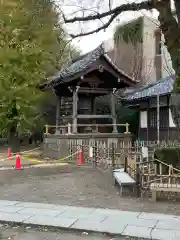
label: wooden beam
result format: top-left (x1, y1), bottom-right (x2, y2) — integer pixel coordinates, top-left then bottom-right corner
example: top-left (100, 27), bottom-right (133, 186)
top-left (77, 114), bottom-right (112, 119)
top-left (78, 87), bottom-right (113, 94)
top-left (59, 115), bottom-right (72, 119)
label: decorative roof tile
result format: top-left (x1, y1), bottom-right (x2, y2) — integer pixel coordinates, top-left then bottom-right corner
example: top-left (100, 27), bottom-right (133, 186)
top-left (43, 45), bottom-right (104, 88)
top-left (123, 75), bottom-right (174, 101)
top-left (42, 43), bottom-right (135, 89)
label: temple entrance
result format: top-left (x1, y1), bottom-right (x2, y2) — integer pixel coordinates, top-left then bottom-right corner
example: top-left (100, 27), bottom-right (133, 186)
top-left (40, 44), bottom-right (136, 135)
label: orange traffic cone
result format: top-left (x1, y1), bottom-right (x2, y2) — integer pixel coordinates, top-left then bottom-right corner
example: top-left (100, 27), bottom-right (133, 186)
top-left (76, 148), bottom-right (84, 166)
top-left (8, 148), bottom-right (11, 160)
top-left (15, 152), bottom-right (23, 170)
top-left (79, 149), bottom-right (84, 165)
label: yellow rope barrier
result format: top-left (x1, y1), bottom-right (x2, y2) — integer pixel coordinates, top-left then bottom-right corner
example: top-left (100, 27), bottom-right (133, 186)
top-left (154, 158), bottom-right (180, 174)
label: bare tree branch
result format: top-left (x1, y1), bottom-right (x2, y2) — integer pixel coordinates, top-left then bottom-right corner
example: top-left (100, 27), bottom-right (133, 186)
top-left (108, 0), bottom-right (112, 11)
top-left (70, 12), bottom-right (118, 38)
top-left (63, 1), bottom-right (152, 23)
top-left (63, 1), bottom-right (153, 38)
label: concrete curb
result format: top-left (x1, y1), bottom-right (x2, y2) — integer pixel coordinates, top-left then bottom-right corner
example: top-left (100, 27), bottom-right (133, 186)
top-left (0, 200), bottom-right (178, 240)
top-left (0, 220), bottom-right (151, 240)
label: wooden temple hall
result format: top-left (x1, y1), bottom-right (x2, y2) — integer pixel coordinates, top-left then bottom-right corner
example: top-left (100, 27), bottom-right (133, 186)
top-left (40, 44), bottom-right (136, 134)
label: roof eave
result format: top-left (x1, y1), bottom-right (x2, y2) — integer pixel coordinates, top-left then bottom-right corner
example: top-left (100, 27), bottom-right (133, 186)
top-left (103, 53), bottom-right (138, 85)
top-left (122, 92), bottom-right (171, 104)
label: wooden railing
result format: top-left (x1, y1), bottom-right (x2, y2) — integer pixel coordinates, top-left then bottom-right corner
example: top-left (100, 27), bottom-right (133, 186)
top-left (125, 149), bottom-right (180, 184)
top-left (44, 123), bottom-right (130, 135)
top-left (126, 156), bottom-right (180, 199)
top-left (137, 158), bottom-right (180, 186)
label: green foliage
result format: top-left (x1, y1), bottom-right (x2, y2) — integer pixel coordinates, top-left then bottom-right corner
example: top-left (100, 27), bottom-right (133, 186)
top-left (0, 0), bottom-right (75, 136)
top-left (95, 95), bottom-right (135, 118)
top-left (94, 95), bottom-right (136, 132)
top-left (154, 148), bottom-right (180, 168)
top-left (114, 17), bottom-right (143, 45)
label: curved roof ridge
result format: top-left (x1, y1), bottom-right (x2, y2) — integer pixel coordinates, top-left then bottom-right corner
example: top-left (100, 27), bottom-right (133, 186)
top-left (123, 75), bottom-right (175, 101)
top-left (41, 43), bottom-right (136, 89)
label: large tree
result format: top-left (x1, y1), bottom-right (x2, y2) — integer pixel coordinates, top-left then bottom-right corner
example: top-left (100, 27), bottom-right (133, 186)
top-left (62, 0), bottom-right (180, 132)
top-left (0, 0), bottom-right (75, 151)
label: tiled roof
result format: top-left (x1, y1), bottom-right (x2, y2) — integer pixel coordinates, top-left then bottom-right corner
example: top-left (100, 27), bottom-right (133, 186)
top-left (42, 43), bottom-right (134, 89)
top-left (42, 46), bottom-right (103, 88)
top-left (123, 75), bottom-right (174, 101)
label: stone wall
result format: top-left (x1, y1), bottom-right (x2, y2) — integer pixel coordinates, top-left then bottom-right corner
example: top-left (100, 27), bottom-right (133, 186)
top-left (43, 133), bottom-right (132, 166)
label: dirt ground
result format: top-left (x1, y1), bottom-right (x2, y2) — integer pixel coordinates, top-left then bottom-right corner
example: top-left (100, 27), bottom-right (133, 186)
top-left (0, 224), bottom-right (135, 240)
top-left (0, 164), bottom-right (179, 216)
top-left (0, 146), bottom-right (45, 168)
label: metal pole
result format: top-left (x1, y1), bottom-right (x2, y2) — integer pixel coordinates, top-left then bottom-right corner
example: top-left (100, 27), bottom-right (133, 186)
top-left (157, 94), bottom-right (160, 144)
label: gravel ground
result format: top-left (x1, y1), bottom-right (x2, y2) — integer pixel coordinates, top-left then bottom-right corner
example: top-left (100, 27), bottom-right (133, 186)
top-left (0, 224), bottom-right (138, 240)
top-left (0, 165), bottom-right (179, 215)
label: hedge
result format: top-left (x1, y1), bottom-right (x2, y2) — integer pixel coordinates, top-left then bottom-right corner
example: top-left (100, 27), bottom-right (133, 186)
top-left (154, 147), bottom-right (180, 168)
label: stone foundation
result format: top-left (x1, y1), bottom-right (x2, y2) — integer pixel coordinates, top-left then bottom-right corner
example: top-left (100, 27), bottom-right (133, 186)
top-left (43, 133), bottom-right (132, 161)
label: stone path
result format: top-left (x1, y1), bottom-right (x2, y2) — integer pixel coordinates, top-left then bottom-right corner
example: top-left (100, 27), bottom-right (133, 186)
top-left (0, 200), bottom-right (179, 240)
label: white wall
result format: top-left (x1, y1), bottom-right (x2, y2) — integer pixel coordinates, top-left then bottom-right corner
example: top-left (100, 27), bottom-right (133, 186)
top-left (169, 108), bottom-right (176, 127)
top-left (161, 36), bottom-right (175, 78)
top-left (142, 16), bottom-right (175, 84)
top-left (140, 111), bottom-right (147, 128)
top-left (107, 15), bottom-right (175, 87)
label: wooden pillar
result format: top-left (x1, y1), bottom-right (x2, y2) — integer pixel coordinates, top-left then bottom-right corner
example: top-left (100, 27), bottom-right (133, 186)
top-left (60, 97), bottom-right (66, 134)
top-left (91, 97), bottom-right (97, 133)
top-left (157, 94), bottom-right (160, 143)
top-left (72, 87), bottom-right (78, 133)
top-left (147, 99), bottom-right (149, 141)
top-left (124, 134), bottom-right (130, 172)
top-left (110, 91), bottom-right (118, 133)
top-left (55, 96), bottom-right (60, 135)
top-left (167, 95), bottom-right (170, 140)
top-left (91, 97), bottom-right (96, 114)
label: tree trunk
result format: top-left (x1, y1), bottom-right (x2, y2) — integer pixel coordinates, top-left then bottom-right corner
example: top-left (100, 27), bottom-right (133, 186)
top-left (155, 0), bottom-right (180, 133)
top-left (8, 128), bottom-right (20, 154)
top-left (7, 100), bottom-right (20, 153)
top-left (170, 92), bottom-right (180, 133)
top-left (169, 55), bottom-right (180, 133)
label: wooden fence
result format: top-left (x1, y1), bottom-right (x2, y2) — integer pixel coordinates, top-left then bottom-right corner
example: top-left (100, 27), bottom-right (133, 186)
top-left (43, 132), bottom-right (180, 200)
top-left (44, 123), bottom-right (130, 135)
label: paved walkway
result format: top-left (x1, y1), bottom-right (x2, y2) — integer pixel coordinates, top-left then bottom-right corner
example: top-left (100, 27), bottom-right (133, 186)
top-left (0, 200), bottom-right (179, 239)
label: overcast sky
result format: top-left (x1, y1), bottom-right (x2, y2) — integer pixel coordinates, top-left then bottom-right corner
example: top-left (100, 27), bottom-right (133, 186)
top-left (58, 0), bottom-right (174, 53)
